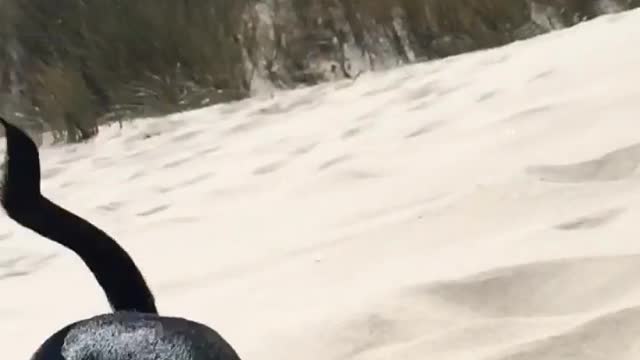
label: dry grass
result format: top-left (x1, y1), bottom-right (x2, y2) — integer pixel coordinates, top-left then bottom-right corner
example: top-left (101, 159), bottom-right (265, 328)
top-left (7, 0), bottom-right (250, 142)
top-left (0, 0), bottom-right (634, 141)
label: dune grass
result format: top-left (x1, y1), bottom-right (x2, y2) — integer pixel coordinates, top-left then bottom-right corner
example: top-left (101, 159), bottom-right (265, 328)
top-left (0, 0), bottom-right (633, 142)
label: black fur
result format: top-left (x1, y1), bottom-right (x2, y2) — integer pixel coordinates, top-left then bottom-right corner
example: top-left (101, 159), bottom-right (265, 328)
top-left (0, 118), bottom-right (241, 360)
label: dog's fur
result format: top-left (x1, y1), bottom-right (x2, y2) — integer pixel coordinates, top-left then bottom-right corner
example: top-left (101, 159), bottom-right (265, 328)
top-left (0, 118), bottom-right (241, 360)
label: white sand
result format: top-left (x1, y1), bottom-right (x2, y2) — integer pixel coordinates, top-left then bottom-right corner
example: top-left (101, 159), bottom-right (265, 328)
top-left (3, 8), bottom-right (640, 360)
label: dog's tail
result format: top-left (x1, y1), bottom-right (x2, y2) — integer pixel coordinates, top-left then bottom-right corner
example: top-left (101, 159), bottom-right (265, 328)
top-left (1, 117), bottom-right (41, 206)
top-left (0, 118), bottom-right (158, 314)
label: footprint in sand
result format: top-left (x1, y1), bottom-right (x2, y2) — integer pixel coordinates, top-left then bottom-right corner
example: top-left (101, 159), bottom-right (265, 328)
top-left (0, 253), bottom-right (57, 281)
top-left (405, 80), bottom-right (437, 102)
top-left (136, 204), bottom-right (171, 217)
top-left (161, 155), bottom-right (196, 169)
top-left (476, 90), bottom-right (500, 102)
top-left (355, 108), bottom-right (388, 122)
top-left (154, 173), bottom-right (214, 194)
top-left (405, 120), bottom-right (445, 139)
top-left (96, 201), bottom-right (124, 212)
top-left (195, 146), bottom-right (221, 157)
top-left (127, 170), bottom-right (146, 181)
top-left (178, 172), bottom-right (214, 187)
top-left (318, 155), bottom-right (353, 171)
top-left (253, 160), bottom-right (288, 176)
top-left (341, 127), bottom-right (363, 139)
top-left (226, 118), bottom-right (266, 135)
top-left (528, 69), bottom-right (554, 82)
top-left (291, 143), bottom-right (318, 156)
top-left (60, 181), bottom-right (76, 189)
top-left (554, 207), bottom-right (626, 231)
top-left (407, 99), bottom-right (436, 111)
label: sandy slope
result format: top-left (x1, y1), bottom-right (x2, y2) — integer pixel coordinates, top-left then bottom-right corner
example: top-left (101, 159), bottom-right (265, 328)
top-left (2, 8), bottom-right (640, 360)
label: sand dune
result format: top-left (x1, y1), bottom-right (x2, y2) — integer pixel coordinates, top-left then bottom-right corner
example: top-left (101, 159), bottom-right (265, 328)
top-left (3, 7), bottom-right (640, 360)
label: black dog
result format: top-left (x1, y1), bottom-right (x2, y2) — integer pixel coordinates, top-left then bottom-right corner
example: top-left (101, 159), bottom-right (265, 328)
top-left (1, 118), bottom-right (242, 360)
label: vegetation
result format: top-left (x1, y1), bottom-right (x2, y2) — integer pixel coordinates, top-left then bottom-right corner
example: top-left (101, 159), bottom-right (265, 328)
top-left (0, 0), bottom-right (635, 142)
top-left (2, 0), bottom-right (250, 142)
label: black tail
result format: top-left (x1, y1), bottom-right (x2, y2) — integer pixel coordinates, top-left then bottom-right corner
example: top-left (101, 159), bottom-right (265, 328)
top-left (0, 118), bottom-right (158, 314)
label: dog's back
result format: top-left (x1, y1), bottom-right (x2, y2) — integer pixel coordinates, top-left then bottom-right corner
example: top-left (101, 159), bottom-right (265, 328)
top-left (33, 312), bottom-right (239, 360)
